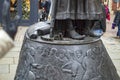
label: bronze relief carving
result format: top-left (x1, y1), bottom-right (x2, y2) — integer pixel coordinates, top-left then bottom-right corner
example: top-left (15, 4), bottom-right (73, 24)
top-left (14, 39), bottom-right (120, 80)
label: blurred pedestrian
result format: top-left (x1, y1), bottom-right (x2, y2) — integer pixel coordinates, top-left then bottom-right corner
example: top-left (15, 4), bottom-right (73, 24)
top-left (105, 5), bottom-right (110, 21)
top-left (0, 0), bottom-right (21, 58)
top-left (40, 0), bottom-right (51, 20)
top-left (112, 10), bottom-right (120, 38)
top-left (112, 0), bottom-right (120, 14)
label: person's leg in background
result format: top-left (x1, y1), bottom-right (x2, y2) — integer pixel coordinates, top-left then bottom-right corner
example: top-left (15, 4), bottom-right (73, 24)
top-left (117, 23), bottom-right (120, 38)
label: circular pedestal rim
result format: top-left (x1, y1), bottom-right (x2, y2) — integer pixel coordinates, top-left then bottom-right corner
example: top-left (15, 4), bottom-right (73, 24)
top-left (26, 31), bottom-right (101, 45)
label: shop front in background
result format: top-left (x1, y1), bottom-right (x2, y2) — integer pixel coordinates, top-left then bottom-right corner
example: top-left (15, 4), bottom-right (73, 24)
top-left (112, 0), bottom-right (120, 13)
top-left (0, 0), bottom-right (39, 26)
top-left (14, 0), bottom-right (39, 26)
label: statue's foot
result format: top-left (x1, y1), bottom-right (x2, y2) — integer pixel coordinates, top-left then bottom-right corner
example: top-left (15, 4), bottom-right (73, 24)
top-left (89, 29), bottom-right (104, 37)
top-left (89, 21), bottom-right (104, 37)
top-left (68, 30), bottom-right (85, 40)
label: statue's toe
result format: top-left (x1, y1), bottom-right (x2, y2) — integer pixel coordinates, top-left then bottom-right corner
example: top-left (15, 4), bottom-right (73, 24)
top-left (68, 30), bottom-right (85, 40)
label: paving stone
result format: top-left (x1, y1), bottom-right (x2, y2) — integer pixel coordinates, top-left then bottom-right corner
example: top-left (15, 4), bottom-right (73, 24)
top-left (0, 74), bottom-right (15, 80)
top-left (13, 57), bottom-right (19, 64)
top-left (10, 65), bottom-right (17, 74)
top-left (112, 60), bottom-right (120, 68)
top-left (0, 58), bottom-right (14, 64)
top-left (9, 47), bottom-right (22, 52)
top-left (0, 65), bottom-right (9, 74)
top-left (4, 52), bottom-right (20, 58)
top-left (109, 54), bottom-right (120, 60)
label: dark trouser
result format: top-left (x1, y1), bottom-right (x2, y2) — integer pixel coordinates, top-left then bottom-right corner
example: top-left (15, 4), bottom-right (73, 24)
top-left (117, 24), bottom-right (120, 36)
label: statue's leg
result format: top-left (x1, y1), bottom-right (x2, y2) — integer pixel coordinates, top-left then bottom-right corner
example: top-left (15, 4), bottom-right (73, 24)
top-left (50, 20), bottom-right (65, 38)
top-left (66, 19), bottom-right (85, 39)
top-left (74, 20), bottom-right (85, 35)
top-left (84, 20), bottom-right (94, 36)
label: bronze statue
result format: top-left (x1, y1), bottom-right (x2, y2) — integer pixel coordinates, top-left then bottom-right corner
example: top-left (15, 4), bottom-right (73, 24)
top-left (14, 1), bottom-right (120, 80)
top-left (50, 0), bottom-right (105, 39)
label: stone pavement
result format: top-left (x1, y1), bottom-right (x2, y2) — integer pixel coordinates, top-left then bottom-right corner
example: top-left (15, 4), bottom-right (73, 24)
top-left (101, 15), bottom-right (120, 76)
top-left (0, 27), bottom-right (28, 80)
top-left (0, 16), bottom-right (120, 80)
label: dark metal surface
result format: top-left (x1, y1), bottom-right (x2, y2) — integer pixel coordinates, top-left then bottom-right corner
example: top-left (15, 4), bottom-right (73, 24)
top-left (49, 0), bottom-right (106, 39)
top-left (51, 0), bottom-right (103, 20)
top-left (14, 0), bottom-right (119, 79)
top-left (14, 26), bottom-right (120, 80)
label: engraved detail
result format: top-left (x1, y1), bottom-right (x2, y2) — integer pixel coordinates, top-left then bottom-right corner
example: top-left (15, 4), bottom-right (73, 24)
top-left (15, 40), bottom-right (120, 80)
top-left (61, 50), bottom-right (85, 80)
top-left (82, 46), bottom-right (104, 80)
top-left (28, 71), bottom-right (35, 80)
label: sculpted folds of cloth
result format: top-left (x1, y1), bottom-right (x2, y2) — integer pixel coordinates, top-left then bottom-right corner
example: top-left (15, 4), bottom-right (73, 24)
top-left (50, 0), bottom-right (105, 40)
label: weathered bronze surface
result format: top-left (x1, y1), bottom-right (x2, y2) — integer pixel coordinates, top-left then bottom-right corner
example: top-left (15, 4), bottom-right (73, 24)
top-left (14, 22), bottom-right (120, 80)
top-left (14, 0), bottom-right (120, 79)
top-left (51, 0), bottom-right (103, 20)
top-left (49, 0), bottom-right (105, 39)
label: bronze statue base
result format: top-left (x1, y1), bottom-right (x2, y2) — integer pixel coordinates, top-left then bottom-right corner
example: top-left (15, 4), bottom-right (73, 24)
top-left (14, 29), bottom-right (120, 80)
top-left (14, 22), bottom-right (120, 80)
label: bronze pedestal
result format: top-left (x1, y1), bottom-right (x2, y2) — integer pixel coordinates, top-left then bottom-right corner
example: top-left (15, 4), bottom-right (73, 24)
top-left (14, 23), bottom-right (120, 80)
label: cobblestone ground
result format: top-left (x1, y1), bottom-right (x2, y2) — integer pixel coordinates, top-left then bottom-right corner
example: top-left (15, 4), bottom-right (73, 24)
top-left (0, 15), bottom-right (120, 80)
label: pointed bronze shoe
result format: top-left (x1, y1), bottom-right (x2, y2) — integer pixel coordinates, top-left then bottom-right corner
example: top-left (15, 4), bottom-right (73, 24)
top-left (67, 30), bottom-right (85, 40)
